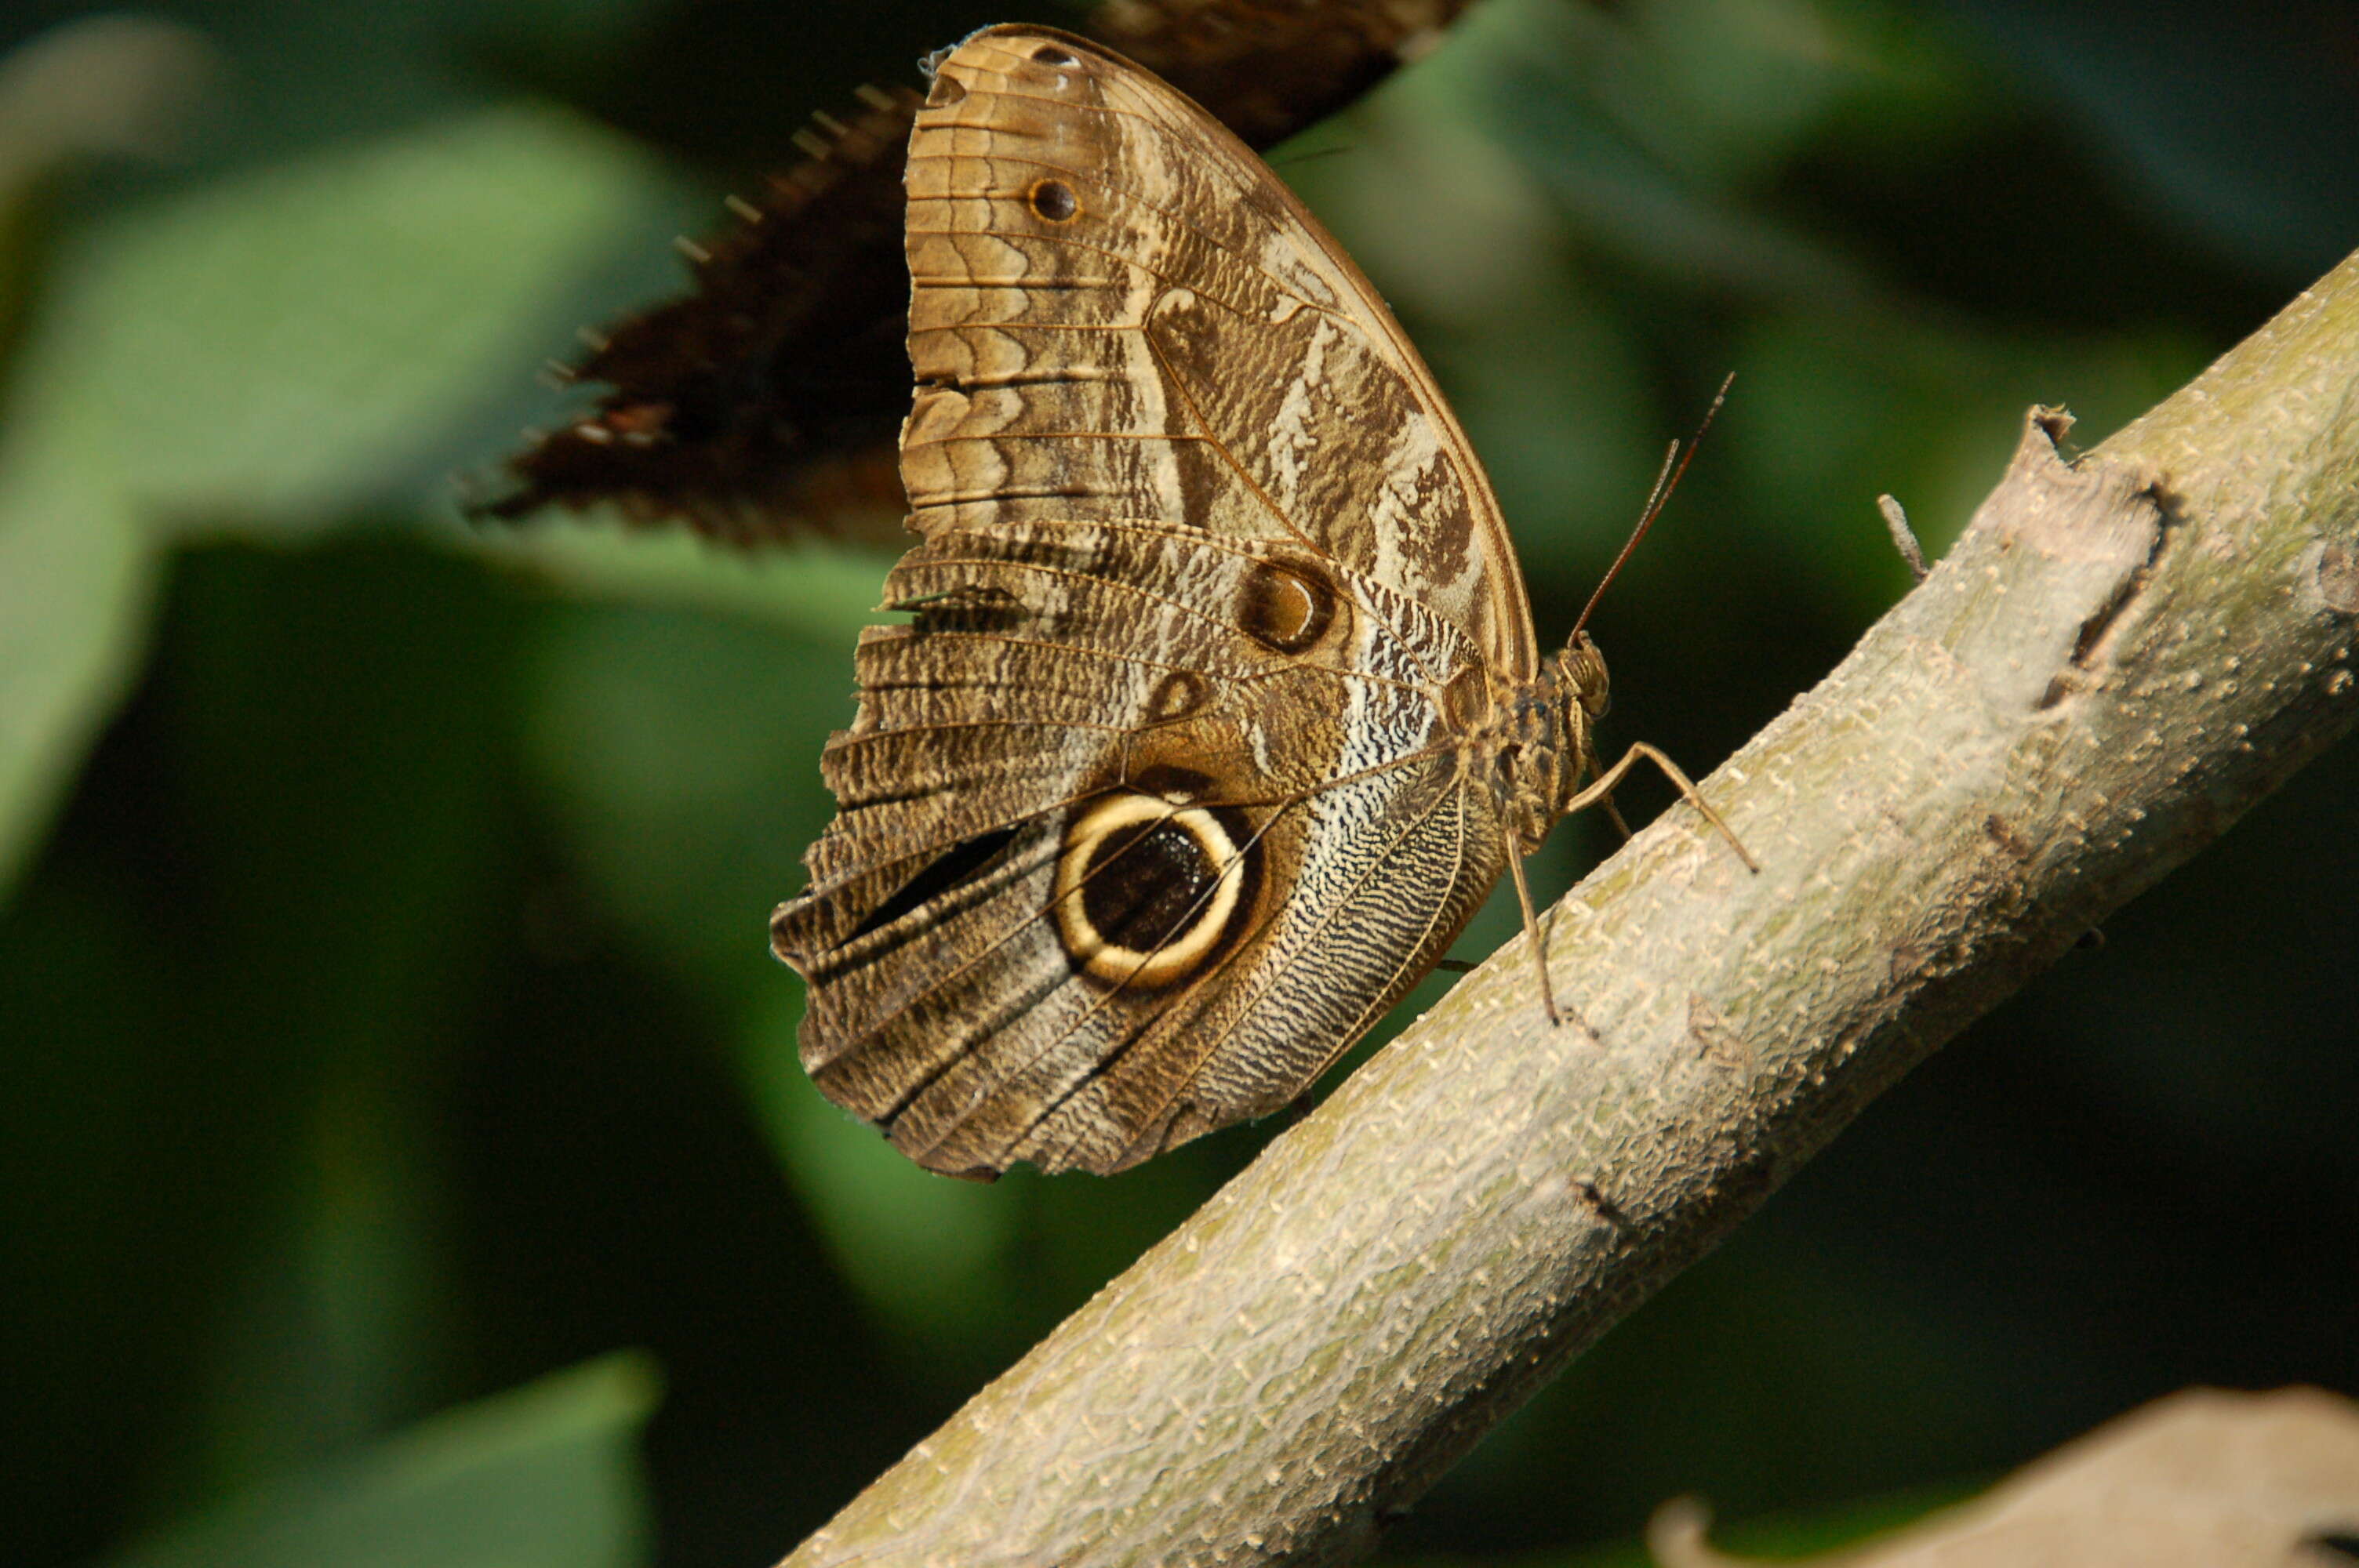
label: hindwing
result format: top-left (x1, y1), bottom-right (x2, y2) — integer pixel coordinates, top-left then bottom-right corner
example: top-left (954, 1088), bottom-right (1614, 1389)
top-left (773, 517), bottom-right (1510, 1174)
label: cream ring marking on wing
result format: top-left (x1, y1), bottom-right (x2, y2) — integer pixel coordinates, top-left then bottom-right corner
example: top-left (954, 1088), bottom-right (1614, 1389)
top-left (1053, 792), bottom-right (1245, 986)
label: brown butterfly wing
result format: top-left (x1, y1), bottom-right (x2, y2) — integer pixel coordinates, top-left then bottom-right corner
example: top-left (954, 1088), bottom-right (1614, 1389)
top-left (771, 26), bottom-right (1532, 1176)
top-left (898, 26), bottom-right (1534, 674)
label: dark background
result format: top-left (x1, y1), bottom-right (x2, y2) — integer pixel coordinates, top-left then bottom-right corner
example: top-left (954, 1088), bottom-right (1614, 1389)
top-left (2, 2), bottom-right (2354, 1566)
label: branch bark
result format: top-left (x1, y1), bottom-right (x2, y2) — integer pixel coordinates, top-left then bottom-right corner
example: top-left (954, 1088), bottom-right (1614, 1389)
top-left (783, 249), bottom-right (2359, 1566)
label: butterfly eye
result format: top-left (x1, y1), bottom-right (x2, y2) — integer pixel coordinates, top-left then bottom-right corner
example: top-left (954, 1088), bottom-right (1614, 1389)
top-left (1555, 637), bottom-right (1612, 716)
top-left (1581, 657), bottom-right (1612, 717)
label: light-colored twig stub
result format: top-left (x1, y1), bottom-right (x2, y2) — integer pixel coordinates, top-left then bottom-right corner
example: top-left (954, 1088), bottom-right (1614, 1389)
top-left (786, 248), bottom-right (2359, 1567)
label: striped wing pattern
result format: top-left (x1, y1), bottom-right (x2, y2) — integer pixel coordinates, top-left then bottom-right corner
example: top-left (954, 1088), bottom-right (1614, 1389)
top-left (771, 27), bottom-right (1534, 1175)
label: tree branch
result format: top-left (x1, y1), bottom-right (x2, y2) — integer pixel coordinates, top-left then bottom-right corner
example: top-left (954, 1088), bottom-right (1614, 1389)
top-left (782, 248), bottom-right (2359, 1566)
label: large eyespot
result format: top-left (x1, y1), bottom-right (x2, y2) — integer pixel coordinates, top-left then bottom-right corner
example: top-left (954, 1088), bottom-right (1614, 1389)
top-left (1238, 558), bottom-right (1339, 655)
top-left (1053, 792), bottom-right (1246, 987)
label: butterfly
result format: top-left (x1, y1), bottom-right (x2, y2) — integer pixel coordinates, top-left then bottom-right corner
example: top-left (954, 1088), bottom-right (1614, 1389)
top-left (770, 24), bottom-right (1749, 1178)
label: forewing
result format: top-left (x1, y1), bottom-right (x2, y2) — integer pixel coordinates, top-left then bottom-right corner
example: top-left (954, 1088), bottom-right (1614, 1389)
top-left (900, 24), bottom-right (1536, 674)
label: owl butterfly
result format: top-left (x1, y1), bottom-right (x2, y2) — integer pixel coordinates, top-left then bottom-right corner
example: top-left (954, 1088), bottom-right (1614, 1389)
top-left (772, 24), bottom-right (1750, 1179)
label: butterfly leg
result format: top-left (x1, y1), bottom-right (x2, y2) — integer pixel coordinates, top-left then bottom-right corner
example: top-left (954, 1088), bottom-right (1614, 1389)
top-left (1599, 793), bottom-right (1636, 844)
top-left (1570, 742), bottom-right (1759, 873)
top-left (1506, 846), bottom-right (1564, 1027)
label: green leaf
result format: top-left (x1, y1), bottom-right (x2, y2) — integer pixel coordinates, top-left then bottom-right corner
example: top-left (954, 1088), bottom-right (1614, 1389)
top-left (0, 474), bottom-right (160, 900)
top-left (0, 102), bottom-right (679, 901)
top-left (99, 1355), bottom-right (660, 1568)
top-left (522, 600), bottom-right (849, 995)
top-left (38, 103), bottom-right (673, 527)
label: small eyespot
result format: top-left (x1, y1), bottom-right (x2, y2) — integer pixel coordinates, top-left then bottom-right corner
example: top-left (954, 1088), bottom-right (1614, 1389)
top-left (1028, 178), bottom-right (1079, 223)
top-left (1031, 44), bottom-right (1078, 67)
top-left (1143, 671), bottom-right (1209, 724)
top-left (926, 73), bottom-right (966, 107)
top-left (1238, 559), bottom-right (1339, 655)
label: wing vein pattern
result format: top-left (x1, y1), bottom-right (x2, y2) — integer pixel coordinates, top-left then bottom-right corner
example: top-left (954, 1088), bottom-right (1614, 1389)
top-left (772, 26), bottom-right (1540, 1175)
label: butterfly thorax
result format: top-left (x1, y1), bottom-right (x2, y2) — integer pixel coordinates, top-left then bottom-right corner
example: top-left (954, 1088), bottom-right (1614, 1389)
top-left (1485, 633), bottom-right (1611, 856)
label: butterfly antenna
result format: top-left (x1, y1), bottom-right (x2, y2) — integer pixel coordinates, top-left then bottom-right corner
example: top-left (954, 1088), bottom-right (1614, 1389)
top-left (1570, 372), bottom-right (1734, 640)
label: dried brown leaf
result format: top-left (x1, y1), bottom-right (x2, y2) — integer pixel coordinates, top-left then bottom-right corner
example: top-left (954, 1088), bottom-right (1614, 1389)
top-left (1651, 1388), bottom-right (2359, 1568)
top-left (482, 0), bottom-right (1477, 544)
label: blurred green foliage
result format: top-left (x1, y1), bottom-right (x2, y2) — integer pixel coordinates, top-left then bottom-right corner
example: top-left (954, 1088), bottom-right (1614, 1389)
top-left (105, 1356), bottom-right (658, 1568)
top-left (0, 2), bottom-right (2352, 1566)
